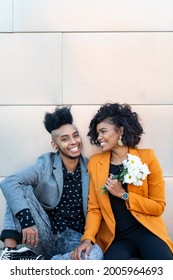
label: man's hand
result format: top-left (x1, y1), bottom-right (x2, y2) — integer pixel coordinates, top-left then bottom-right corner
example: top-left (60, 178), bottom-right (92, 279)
top-left (70, 239), bottom-right (92, 260)
top-left (22, 225), bottom-right (39, 247)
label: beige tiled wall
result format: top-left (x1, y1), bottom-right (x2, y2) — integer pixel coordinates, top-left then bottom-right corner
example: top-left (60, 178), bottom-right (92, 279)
top-left (0, 34), bottom-right (62, 104)
top-left (13, 0), bottom-right (173, 32)
top-left (0, 1), bottom-right (173, 240)
top-left (63, 33), bottom-right (173, 104)
top-left (0, 0), bottom-right (12, 32)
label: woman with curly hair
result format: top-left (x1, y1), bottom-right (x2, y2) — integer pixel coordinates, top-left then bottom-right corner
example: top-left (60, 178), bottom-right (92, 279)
top-left (71, 102), bottom-right (173, 260)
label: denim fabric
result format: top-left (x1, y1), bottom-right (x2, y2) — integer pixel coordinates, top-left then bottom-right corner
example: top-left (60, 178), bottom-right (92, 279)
top-left (2, 186), bottom-right (103, 260)
top-left (3, 204), bottom-right (21, 232)
top-left (51, 243), bottom-right (103, 260)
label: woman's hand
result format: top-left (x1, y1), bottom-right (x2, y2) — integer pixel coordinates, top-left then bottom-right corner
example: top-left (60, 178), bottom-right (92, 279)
top-left (22, 225), bottom-right (39, 247)
top-left (105, 176), bottom-right (125, 198)
top-left (70, 239), bottom-right (92, 260)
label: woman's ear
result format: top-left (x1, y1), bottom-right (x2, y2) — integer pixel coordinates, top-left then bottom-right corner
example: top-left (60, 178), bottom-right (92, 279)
top-left (119, 126), bottom-right (124, 136)
top-left (51, 141), bottom-right (58, 151)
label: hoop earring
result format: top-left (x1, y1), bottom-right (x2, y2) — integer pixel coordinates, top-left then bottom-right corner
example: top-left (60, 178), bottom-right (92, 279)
top-left (118, 136), bottom-right (123, 147)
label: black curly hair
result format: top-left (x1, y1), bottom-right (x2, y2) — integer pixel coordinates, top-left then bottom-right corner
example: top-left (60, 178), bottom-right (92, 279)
top-left (88, 103), bottom-right (144, 148)
top-left (44, 105), bottom-right (73, 133)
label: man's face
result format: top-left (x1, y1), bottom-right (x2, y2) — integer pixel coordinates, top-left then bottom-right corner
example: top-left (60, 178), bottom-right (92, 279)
top-left (51, 124), bottom-right (82, 159)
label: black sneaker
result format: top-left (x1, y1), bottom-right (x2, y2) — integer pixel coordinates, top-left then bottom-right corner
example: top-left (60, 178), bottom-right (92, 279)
top-left (0, 247), bottom-right (43, 260)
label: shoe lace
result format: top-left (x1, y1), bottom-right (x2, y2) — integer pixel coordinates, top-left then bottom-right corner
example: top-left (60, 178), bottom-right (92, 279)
top-left (0, 248), bottom-right (42, 260)
top-left (1, 251), bottom-right (11, 260)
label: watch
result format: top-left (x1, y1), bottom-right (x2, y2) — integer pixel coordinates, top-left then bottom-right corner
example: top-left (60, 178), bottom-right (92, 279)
top-left (121, 191), bottom-right (129, 201)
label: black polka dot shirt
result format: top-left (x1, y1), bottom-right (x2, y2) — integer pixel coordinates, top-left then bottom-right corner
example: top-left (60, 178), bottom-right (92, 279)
top-left (16, 209), bottom-right (35, 229)
top-left (46, 160), bottom-right (85, 234)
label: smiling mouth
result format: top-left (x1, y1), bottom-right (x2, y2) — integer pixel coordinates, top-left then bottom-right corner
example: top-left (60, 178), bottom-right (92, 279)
top-left (100, 142), bottom-right (106, 147)
top-left (70, 147), bottom-right (79, 152)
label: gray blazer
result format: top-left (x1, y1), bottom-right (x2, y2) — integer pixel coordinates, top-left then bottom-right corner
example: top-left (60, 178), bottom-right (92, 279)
top-left (0, 152), bottom-right (90, 217)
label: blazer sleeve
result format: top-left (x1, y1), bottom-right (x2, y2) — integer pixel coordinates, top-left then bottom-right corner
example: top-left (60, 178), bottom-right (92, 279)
top-left (0, 157), bottom-right (44, 215)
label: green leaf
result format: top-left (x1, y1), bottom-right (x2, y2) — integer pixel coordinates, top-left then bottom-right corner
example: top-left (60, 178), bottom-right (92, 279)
top-left (99, 185), bottom-right (108, 195)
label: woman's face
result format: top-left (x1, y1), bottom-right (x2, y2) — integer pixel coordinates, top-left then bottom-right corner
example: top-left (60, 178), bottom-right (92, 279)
top-left (96, 120), bottom-right (123, 152)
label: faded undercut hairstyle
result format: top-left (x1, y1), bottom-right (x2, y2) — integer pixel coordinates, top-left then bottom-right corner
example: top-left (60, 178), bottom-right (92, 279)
top-left (88, 102), bottom-right (144, 148)
top-left (43, 105), bottom-right (73, 133)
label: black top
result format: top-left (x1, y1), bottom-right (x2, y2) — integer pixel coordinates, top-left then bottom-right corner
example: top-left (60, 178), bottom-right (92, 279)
top-left (46, 160), bottom-right (85, 234)
top-left (109, 163), bottom-right (139, 239)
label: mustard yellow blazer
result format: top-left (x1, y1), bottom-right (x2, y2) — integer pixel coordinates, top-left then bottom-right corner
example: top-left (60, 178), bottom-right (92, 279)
top-left (82, 148), bottom-right (173, 253)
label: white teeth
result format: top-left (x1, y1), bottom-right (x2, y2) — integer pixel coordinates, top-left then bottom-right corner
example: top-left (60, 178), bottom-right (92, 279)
top-left (100, 142), bottom-right (105, 147)
top-left (70, 147), bottom-right (79, 152)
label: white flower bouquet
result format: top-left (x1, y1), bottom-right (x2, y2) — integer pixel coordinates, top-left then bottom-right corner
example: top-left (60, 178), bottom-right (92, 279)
top-left (100, 153), bottom-right (150, 195)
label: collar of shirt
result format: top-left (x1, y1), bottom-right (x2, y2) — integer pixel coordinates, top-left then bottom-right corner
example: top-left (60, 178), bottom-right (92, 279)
top-left (62, 159), bottom-right (81, 180)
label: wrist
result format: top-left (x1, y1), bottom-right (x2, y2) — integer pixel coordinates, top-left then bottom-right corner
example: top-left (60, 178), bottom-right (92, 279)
top-left (82, 239), bottom-right (92, 243)
top-left (121, 191), bottom-right (129, 201)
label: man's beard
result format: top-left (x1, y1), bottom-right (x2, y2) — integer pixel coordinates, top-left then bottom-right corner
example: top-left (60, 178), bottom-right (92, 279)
top-left (58, 147), bottom-right (80, 160)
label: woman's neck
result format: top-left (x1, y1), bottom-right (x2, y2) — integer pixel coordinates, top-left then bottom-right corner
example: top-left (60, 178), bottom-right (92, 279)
top-left (110, 147), bottom-right (128, 165)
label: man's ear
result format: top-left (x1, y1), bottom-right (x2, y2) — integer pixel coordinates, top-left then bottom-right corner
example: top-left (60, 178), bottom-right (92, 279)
top-left (51, 141), bottom-right (58, 151)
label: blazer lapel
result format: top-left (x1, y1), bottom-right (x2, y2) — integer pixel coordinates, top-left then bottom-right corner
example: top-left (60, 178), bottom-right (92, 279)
top-left (52, 153), bottom-right (64, 199)
top-left (80, 156), bottom-right (90, 217)
top-left (97, 152), bottom-right (115, 222)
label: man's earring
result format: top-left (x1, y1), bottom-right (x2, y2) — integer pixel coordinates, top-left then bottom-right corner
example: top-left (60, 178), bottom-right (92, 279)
top-left (118, 136), bottom-right (123, 147)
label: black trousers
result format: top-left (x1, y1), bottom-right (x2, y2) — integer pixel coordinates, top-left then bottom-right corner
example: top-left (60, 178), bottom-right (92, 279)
top-left (104, 225), bottom-right (173, 260)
